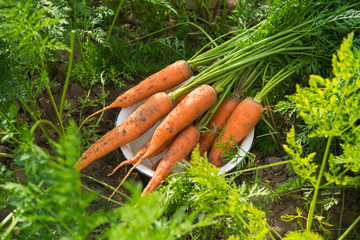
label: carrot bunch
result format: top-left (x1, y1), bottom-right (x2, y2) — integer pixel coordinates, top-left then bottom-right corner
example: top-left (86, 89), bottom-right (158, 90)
top-left (75, 15), bottom-right (315, 197)
top-left (74, 59), bottom-right (296, 198)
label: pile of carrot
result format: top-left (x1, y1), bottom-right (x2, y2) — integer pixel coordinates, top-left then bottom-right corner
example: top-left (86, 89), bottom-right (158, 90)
top-left (74, 14), bottom-right (316, 198)
top-left (74, 57), bottom-right (295, 200)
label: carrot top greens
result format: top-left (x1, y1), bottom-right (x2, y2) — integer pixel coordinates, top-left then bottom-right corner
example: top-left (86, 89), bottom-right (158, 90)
top-left (283, 33), bottom-right (360, 231)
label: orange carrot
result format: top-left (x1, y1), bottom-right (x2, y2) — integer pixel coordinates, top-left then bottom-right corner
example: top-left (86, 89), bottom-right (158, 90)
top-left (140, 85), bottom-right (217, 161)
top-left (107, 85), bottom-right (215, 200)
top-left (198, 97), bottom-right (240, 157)
top-left (173, 92), bottom-right (189, 105)
top-left (78, 60), bottom-right (193, 130)
top-left (74, 92), bottom-right (174, 170)
top-left (107, 135), bottom-right (176, 176)
top-left (141, 125), bottom-right (200, 196)
top-left (208, 97), bottom-right (263, 167)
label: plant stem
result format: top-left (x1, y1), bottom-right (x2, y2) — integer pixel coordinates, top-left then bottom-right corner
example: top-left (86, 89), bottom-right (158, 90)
top-left (306, 135), bottom-right (333, 230)
top-left (127, 21), bottom-right (216, 48)
top-left (19, 100), bottom-right (53, 140)
top-left (0, 212), bottom-right (18, 240)
top-left (338, 188), bottom-right (345, 238)
top-left (59, 30), bottom-right (76, 121)
top-left (106, 0), bottom-right (125, 43)
top-left (80, 174), bottom-right (131, 201)
top-left (338, 214), bottom-right (360, 240)
top-left (0, 153), bottom-right (13, 158)
top-left (226, 160), bottom-right (292, 176)
top-left (81, 184), bottom-right (123, 206)
top-left (30, 119), bottom-right (61, 136)
top-left (187, 27), bottom-right (253, 63)
top-left (254, 68), bottom-right (296, 103)
top-left (40, 56), bottom-right (64, 135)
top-left (0, 212), bottom-right (13, 228)
top-left (266, 223), bottom-right (283, 240)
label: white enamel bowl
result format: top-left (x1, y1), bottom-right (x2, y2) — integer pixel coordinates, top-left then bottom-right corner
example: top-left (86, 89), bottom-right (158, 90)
top-left (115, 96), bottom-right (255, 178)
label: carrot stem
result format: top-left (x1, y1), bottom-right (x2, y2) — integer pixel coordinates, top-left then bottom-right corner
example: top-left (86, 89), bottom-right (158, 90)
top-left (59, 30), bottom-right (75, 120)
top-left (254, 68), bottom-right (296, 103)
top-left (306, 136), bottom-right (333, 230)
top-left (338, 214), bottom-right (360, 240)
top-left (30, 119), bottom-right (61, 136)
top-left (126, 21), bottom-right (216, 49)
top-left (106, 0), bottom-right (125, 43)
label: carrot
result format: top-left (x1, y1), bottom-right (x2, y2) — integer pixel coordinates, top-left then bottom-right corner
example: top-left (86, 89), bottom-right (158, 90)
top-left (108, 91), bottom-right (188, 176)
top-left (173, 92), bottom-right (189, 105)
top-left (107, 135), bottom-right (176, 176)
top-left (208, 67), bottom-right (295, 167)
top-left (198, 97), bottom-right (240, 157)
top-left (140, 85), bottom-right (217, 162)
top-left (107, 85), bottom-right (216, 198)
top-left (78, 60), bottom-right (193, 130)
top-left (208, 97), bottom-right (263, 167)
top-left (74, 92), bottom-right (174, 170)
top-left (141, 125), bottom-right (200, 196)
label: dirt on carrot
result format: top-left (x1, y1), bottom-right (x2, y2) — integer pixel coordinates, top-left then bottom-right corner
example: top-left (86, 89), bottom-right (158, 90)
top-left (74, 92), bottom-right (174, 170)
top-left (78, 60), bottom-right (193, 130)
top-left (141, 125), bottom-right (200, 196)
top-left (198, 97), bottom-right (240, 157)
top-left (140, 84), bottom-right (217, 161)
top-left (208, 97), bottom-right (263, 167)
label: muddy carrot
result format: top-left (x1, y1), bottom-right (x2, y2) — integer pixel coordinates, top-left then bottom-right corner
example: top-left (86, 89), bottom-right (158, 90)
top-left (107, 90), bottom-right (188, 176)
top-left (107, 85), bottom-right (216, 194)
top-left (198, 97), bottom-right (240, 156)
top-left (74, 92), bottom-right (174, 170)
top-left (208, 97), bottom-right (263, 167)
top-left (140, 85), bottom-right (217, 162)
top-left (142, 125), bottom-right (200, 196)
top-left (78, 60), bottom-right (193, 130)
top-left (208, 68), bottom-right (295, 167)
top-left (173, 92), bottom-right (189, 105)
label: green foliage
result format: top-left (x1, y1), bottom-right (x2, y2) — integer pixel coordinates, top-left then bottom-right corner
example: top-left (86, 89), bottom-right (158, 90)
top-left (0, 0), bottom-right (69, 99)
top-left (284, 33), bottom-right (360, 188)
top-left (70, 2), bottom-right (114, 44)
top-left (1, 121), bottom-right (106, 239)
top-left (157, 146), bottom-right (270, 239)
top-left (282, 32), bottom-right (360, 234)
top-left (1, 121), bottom-right (208, 239)
top-left (104, 182), bottom-right (210, 240)
top-left (1, 1), bottom-right (360, 239)
top-left (283, 230), bottom-right (324, 240)
top-left (126, 0), bottom-right (177, 32)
